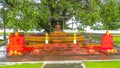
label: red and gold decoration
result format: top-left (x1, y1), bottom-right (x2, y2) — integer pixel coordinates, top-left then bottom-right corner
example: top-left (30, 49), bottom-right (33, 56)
top-left (6, 31), bottom-right (24, 56)
top-left (101, 31), bottom-right (113, 50)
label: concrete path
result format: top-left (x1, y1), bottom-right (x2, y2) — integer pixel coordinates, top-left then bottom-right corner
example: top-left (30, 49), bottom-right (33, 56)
top-left (41, 61), bottom-right (85, 68)
top-left (0, 46), bottom-right (6, 57)
top-left (43, 63), bottom-right (84, 68)
top-left (0, 46), bottom-right (8, 62)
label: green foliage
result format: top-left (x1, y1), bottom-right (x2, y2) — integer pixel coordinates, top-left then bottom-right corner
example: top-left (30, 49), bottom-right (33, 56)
top-left (75, 0), bottom-right (101, 26)
top-left (0, 22), bottom-right (3, 28)
top-left (3, 0), bottom-right (41, 31)
top-left (100, 0), bottom-right (120, 29)
top-left (2, 0), bottom-right (120, 32)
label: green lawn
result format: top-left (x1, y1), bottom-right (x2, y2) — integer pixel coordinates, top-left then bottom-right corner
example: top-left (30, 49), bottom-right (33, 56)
top-left (92, 36), bottom-right (101, 41)
top-left (0, 40), bottom-right (6, 46)
top-left (0, 63), bottom-right (43, 68)
top-left (1, 61), bottom-right (120, 68)
top-left (84, 61), bottom-right (120, 68)
top-left (113, 36), bottom-right (120, 46)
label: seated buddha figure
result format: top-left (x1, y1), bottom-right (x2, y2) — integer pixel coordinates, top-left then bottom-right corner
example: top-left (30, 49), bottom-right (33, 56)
top-left (50, 22), bottom-right (66, 36)
top-left (50, 22), bottom-right (66, 43)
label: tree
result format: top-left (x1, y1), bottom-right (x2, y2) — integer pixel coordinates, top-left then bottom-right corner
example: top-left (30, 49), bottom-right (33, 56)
top-left (0, 22), bottom-right (3, 29)
top-left (100, 0), bottom-right (120, 30)
top-left (4, 0), bottom-right (73, 33)
top-left (75, 0), bottom-right (101, 26)
top-left (2, 0), bottom-right (120, 33)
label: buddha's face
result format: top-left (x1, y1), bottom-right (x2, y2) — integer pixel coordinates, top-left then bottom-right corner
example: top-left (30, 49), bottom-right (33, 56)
top-left (55, 22), bottom-right (61, 31)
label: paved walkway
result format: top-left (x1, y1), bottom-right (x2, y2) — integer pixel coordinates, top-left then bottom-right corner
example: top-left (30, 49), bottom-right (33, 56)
top-left (43, 63), bottom-right (84, 68)
top-left (0, 46), bottom-right (8, 62)
top-left (0, 46), bottom-right (6, 57)
top-left (41, 61), bottom-right (84, 68)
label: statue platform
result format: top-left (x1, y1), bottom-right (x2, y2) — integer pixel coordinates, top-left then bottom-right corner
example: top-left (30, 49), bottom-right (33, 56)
top-left (6, 29), bottom-right (117, 56)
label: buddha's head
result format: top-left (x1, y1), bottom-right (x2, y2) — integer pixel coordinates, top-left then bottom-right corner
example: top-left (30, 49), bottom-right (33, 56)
top-left (15, 30), bottom-right (19, 36)
top-left (57, 22), bottom-right (59, 25)
top-left (106, 31), bottom-right (109, 35)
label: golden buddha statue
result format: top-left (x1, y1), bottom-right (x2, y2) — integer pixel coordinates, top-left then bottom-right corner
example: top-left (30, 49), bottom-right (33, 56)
top-left (50, 22), bottom-right (66, 37)
top-left (50, 22), bottom-right (66, 43)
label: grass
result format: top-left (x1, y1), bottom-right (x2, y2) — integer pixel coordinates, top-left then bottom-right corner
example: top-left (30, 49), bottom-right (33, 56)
top-left (84, 61), bottom-right (120, 68)
top-left (114, 41), bottom-right (120, 46)
top-left (91, 36), bottom-right (101, 41)
top-left (0, 40), bottom-right (6, 46)
top-left (1, 61), bottom-right (120, 68)
top-left (0, 63), bottom-right (43, 68)
top-left (113, 36), bottom-right (120, 46)
top-left (0, 32), bottom-right (4, 35)
top-left (113, 36), bottom-right (120, 41)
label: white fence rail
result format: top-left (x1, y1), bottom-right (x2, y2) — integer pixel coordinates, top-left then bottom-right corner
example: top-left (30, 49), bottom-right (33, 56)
top-left (86, 30), bottom-right (120, 34)
top-left (64, 30), bottom-right (120, 34)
